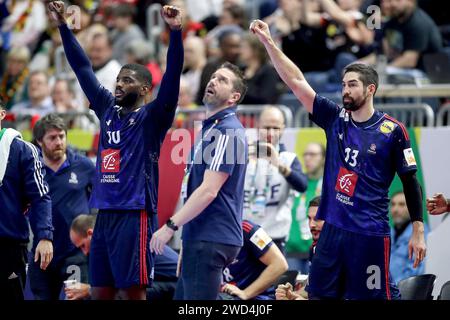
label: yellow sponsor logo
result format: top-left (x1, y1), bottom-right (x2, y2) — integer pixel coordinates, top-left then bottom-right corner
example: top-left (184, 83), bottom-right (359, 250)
top-left (380, 120), bottom-right (395, 134)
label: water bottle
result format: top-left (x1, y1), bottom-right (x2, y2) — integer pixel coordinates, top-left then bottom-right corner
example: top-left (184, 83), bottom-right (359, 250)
top-left (252, 195), bottom-right (267, 217)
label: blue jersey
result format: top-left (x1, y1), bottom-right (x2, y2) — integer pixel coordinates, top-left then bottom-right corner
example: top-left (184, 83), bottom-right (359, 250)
top-left (310, 95), bottom-right (417, 236)
top-left (32, 149), bottom-right (94, 262)
top-left (223, 220), bottom-right (275, 299)
top-left (0, 130), bottom-right (53, 242)
top-left (59, 24), bottom-right (183, 213)
top-left (182, 106), bottom-right (248, 246)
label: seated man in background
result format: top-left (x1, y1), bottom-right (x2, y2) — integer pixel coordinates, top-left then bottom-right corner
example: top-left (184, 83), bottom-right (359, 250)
top-left (220, 220), bottom-right (288, 300)
top-left (276, 196), bottom-right (323, 300)
top-left (390, 191), bottom-right (429, 285)
top-left (67, 215), bottom-right (178, 300)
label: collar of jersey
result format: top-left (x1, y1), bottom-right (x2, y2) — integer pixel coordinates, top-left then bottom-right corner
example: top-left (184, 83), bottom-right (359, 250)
top-left (350, 109), bottom-right (384, 129)
top-left (203, 106), bottom-right (237, 127)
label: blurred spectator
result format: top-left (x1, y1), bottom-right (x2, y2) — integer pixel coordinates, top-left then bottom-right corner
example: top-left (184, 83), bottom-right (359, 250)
top-left (174, 77), bottom-right (198, 128)
top-left (240, 33), bottom-right (282, 104)
top-left (0, 46), bottom-right (30, 110)
top-left (205, 3), bottom-right (247, 57)
top-left (28, 29), bottom-right (62, 75)
top-left (161, 0), bottom-right (207, 44)
top-left (87, 32), bottom-right (121, 93)
top-left (286, 142), bottom-right (325, 274)
top-left (125, 39), bottom-right (163, 87)
top-left (243, 106), bottom-right (308, 253)
top-left (1, 0), bottom-right (47, 51)
top-left (185, 0), bottom-right (223, 23)
top-left (220, 220), bottom-right (288, 300)
top-left (390, 191), bottom-right (429, 285)
top-left (51, 78), bottom-right (77, 113)
top-left (110, 3), bottom-right (145, 64)
top-left (181, 36), bottom-right (206, 99)
top-left (361, 0), bottom-right (443, 70)
top-left (196, 29), bottom-right (242, 104)
top-left (10, 70), bottom-right (55, 117)
top-left (299, 0), bottom-right (375, 89)
top-left (265, 0), bottom-right (334, 73)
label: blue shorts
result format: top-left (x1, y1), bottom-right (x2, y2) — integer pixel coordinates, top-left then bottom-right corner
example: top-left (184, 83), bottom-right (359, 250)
top-left (89, 209), bottom-right (156, 289)
top-left (308, 222), bottom-right (400, 300)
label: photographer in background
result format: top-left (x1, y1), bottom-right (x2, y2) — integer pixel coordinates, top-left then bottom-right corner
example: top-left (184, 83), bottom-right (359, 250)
top-left (243, 106), bottom-right (307, 253)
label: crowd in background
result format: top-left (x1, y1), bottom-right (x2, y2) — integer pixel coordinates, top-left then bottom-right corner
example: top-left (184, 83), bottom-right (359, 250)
top-left (1, 0), bottom-right (449, 131)
top-left (0, 0), bottom-right (449, 300)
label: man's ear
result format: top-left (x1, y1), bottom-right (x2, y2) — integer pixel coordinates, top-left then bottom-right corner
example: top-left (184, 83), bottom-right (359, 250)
top-left (230, 92), bottom-right (241, 105)
top-left (36, 139), bottom-right (43, 148)
top-left (368, 84), bottom-right (376, 96)
top-left (87, 228), bottom-right (94, 237)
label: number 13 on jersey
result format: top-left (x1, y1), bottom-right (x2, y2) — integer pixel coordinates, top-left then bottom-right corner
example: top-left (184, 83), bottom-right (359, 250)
top-left (344, 148), bottom-right (359, 167)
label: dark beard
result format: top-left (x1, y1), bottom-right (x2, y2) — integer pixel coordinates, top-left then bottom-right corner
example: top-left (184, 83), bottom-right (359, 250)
top-left (343, 94), bottom-right (367, 112)
top-left (115, 91), bottom-right (139, 108)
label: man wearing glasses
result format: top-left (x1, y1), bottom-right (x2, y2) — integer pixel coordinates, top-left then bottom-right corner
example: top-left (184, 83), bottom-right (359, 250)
top-left (243, 106), bottom-right (307, 253)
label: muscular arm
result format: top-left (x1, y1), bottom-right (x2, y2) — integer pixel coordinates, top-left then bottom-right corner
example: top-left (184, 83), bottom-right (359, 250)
top-left (241, 244), bottom-right (288, 299)
top-left (58, 24), bottom-right (114, 115)
top-left (400, 172), bottom-right (426, 268)
top-left (251, 20), bottom-right (316, 113)
top-left (171, 170), bottom-right (229, 227)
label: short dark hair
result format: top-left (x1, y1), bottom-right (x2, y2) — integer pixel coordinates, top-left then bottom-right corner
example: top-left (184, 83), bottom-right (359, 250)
top-left (343, 63), bottom-right (379, 94)
top-left (33, 113), bottom-right (67, 142)
top-left (219, 62), bottom-right (247, 104)
top-left (309, 196), bottom-right (321, 208)
top-left (0, 97), bottom-right (5, 110)
top-left (71, 214), bottom-right (97, 237)
top-left (121, 63), bottom-right (153, 87)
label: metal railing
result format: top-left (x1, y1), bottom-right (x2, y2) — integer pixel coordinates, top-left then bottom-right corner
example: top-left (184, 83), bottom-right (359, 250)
top-left (294, 103), bottom-right (435, 128)
top-left (436, 102), bottom-right (450, 127)
top-left (173, 104), bottom-right (294, 129)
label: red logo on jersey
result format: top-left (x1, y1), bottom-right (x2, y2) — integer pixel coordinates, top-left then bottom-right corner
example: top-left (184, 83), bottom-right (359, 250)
top-left (101, 149), bottom-right (120, 173)
top-left (335, 167), bottom-right (358, 197)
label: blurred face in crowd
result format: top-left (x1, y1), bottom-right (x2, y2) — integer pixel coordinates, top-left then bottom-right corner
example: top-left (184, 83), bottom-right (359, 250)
top-left (381, 0), bottom-right (393, 17)
top-left (258, 108), bottom-right (285, 146)
top-left (70, 229), bottom-right (93, 256)
top-left (342, 71), bottom-right (370, 112)
top-left (391, 192), bottom-right (410, 228)
top-left (183, 36), bottom-right (206, 69)
top-left (303, 143), bottom-right (325, 176)
top-left (308, 205), bottom-right (324, 242)
top-left (7, 57), bottom-right (27, 77)
top-left (112, 15), bottom-right (132, 31)
top-left (0, 105), bottom-right (6, 127)
top-left (389, 0), bottom-right (414, 19)
top-left (240, 39), bottom-right (254, 64)
top-left (52, 80), bottom-right (74, 111)
top-left (28, 72), bottom-right (50, 103)
top-left (178, 79), bottom-right (194, 108)
top-left (38, 128), bottom-right (67, 162)
top-left (220, 33), bottom-right (242, 63)
top-left (88, 34), bottom-right (112, 68)
top-left (203, 67), bottom-right (241, 109)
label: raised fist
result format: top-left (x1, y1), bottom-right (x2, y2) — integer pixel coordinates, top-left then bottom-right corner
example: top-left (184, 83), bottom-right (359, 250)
top-left (161, 5), bottom-right (183, 30)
